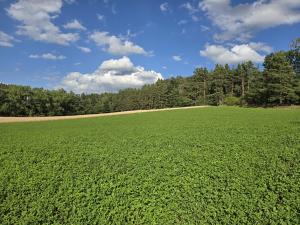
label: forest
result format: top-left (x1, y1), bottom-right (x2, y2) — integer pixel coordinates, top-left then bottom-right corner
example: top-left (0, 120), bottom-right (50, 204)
top-left (0, 39), bottom-right (299, 116)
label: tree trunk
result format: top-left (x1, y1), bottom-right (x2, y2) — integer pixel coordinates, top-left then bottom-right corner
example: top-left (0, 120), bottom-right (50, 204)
top-left (203, 79), bottom-right (206, 104)
top-left (241, 76), bottom-right (245, 97)
top-left (247, 81), bottom-right (250, 93)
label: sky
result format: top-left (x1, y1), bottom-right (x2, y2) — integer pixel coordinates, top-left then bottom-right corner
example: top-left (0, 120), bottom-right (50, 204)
top-left (0, 0), bottom-right (300, 93)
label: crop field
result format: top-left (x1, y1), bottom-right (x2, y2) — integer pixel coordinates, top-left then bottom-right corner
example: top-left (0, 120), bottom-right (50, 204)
top-left (0, 107), bottom-right (299, 224)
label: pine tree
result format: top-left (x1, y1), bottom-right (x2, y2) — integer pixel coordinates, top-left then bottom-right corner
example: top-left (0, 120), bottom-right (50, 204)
top-left (263, 52), bottom-right (298, 105)
top-left (193, 67), bottom-right (209, 104)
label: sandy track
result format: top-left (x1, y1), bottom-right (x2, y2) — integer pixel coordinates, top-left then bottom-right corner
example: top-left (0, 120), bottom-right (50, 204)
top-left (0, 106), bottom-right (209, 123)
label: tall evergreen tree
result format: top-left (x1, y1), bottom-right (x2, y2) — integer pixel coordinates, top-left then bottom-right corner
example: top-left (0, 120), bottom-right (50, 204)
top-left (287, 38), bottom-right (300, 76)
top-left (193, 67), bottom-right (209, 104)
top-left (210, 64), bottom-right (226, 105)
top-left (263, 52), bottom-right (298, 105)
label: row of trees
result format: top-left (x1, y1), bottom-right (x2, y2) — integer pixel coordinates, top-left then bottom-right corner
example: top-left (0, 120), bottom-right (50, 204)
top-left (0, 39), bottom-right (299, 116)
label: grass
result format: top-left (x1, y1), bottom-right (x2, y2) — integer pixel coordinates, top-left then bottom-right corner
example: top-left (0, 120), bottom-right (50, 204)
top-left (0, 107), bottom-right (299, 224)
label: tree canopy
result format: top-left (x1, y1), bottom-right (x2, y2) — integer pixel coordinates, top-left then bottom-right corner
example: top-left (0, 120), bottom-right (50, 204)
top-left (1, 40), bottom-right (300, 116)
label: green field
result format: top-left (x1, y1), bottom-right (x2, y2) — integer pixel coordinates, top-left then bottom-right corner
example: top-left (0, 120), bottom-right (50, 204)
top-left (0, 107), bottom-right (299, 224)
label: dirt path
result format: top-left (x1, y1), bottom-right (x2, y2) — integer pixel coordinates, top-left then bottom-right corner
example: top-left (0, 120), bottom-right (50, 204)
top-left (0, 106), bottom-right (209, 123)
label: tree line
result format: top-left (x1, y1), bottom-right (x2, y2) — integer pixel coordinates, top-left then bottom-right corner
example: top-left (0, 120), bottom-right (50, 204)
top-left (0, 39), bottom-right (299, 116)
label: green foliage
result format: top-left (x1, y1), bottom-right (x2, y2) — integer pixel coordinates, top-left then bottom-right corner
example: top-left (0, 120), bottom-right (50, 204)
top-left (263, 52), bottom-right (299, 105)
top-left (287, 38), bottom-right (300, 76)
top-left (1, 41), bottom-right (300, 116)
top-left (223, 96), bottom-right (240, 106)
top-left (0, 107), bottom-right (300, 224)
top-left (246, 51), bottom-right (300, 106)
top-left (206, 93), bottom-right (222, 106)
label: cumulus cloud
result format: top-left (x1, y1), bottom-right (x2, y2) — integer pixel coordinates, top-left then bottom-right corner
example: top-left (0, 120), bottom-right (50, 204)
top-left (172, 55), bottom-right (182, 61)
top-left (0, 31), bottom-right (16, 47)
top-left (63, 19), bottom-right (86, 30)
top-left (248, 42), bottom-right (273, 54)
top-left (199, 0), bottom-right (300, 42)
top-left (7, 0), bottom-right (79, 45)
top-left (58, 56), bottom-right (163, 93)
top-left (77, 46), bottom-right (91, 53)
top-left (29, 53), bottom-right (66, 60)
top-left (200, 44), bottom-right (265, 64)
top-left (89, 31), bottom-right (148, 55)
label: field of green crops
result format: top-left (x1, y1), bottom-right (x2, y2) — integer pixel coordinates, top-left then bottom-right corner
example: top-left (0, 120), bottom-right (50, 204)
top-left (0, 107), bottom-right (300, 224)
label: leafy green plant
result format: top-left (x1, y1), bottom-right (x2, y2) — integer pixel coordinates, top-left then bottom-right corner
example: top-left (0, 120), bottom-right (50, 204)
top-left (0, 107), bottom-right (299, 224)
top-left (224, 96), bottom-right (241, 106)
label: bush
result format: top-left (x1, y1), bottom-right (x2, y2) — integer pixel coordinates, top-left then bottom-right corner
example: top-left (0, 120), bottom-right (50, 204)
top-left (195, 96), bottom-right (206, 105)
top-left (224, 96), bottom-right (240, 106)
top-left (178, 96), bottom-right (194, 107)
top-left (206, 93), bottom-right (224, 106)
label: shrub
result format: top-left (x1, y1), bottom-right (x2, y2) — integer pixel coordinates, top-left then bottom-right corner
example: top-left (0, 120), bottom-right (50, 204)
top-left (224, 96), bottom-right (240, 106)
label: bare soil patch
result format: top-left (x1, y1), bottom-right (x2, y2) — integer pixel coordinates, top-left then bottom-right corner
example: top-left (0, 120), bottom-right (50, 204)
top-left (0, 106), bottom-right (209, 123)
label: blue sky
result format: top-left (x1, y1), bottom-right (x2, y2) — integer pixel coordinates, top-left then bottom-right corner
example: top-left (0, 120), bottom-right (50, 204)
top-left (0, 0), bottom-right (300, 93)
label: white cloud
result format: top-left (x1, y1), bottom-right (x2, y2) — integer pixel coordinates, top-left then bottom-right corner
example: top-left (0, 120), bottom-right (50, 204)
top-left (112, 5), bottom-right (117, 14)
top-left (100, 57), bottom-right (136, 73)
top-left (191, 15), bottom-right (199, 22)
top-left (200, 25), bottom-right (210, 32)
top-left (160, 2), bottom-right (169, 12)
top-left (97, 14), bottom-right (105, 21)
top-left (248, 42), bottom-right (273, 54)
top-left (178, 20), bottom-right (188, 25)
top-left (119, 29), bottom-right (144, 40)
top-left (0, 31), bottom-right (15, 47)
top-left (181, 2), bottom-right (199, 14)
top-left (64, 0), bottom-right (76, 4)
top-left (200, 44), bottom-right (265, 64)
top-left (89, 31), bottom-right (148, 55)
top-left (199, 0), bottom-right (300, 41)
top-left (58, 56), bottom-right (163, 93)
top-left (172, 55), bottom-right (182, 61)
top-left (7, 0), bottom-right (79, 45)
top-left (181, 2), bottom-right (200, 22)
top-left (29, 53), bottom-right (66, 60)
top-left (77, 46), bottom-right (91, 53)
top-left (63, 19), bottom-right (86, 30)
